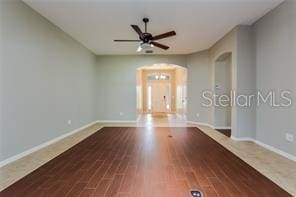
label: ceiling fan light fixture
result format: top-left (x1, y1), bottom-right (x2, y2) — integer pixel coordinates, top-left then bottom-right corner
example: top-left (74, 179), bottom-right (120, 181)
top-left (137, 45), bottom-right (142, 52)
top-left (137, 42), bottom-right (154, 52)
top-left (140, 42), bottom-right (152, 49)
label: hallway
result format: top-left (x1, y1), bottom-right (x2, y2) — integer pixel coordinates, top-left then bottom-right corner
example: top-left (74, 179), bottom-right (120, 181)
top-left (137, 114), bottom-right (189, 127)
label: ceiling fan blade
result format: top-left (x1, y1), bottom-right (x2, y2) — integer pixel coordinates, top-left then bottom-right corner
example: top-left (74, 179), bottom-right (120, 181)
top-left (152, 31), bottom-right (176, 40)
top-left (114, 40), bottom-right (140, 42)
top-left (131, 25), bottom-right (144, 39)
top-left (151, 42), bottom-right (169, 50)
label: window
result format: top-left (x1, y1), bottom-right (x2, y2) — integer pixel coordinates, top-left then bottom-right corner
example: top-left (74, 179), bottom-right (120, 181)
top-left (148, 85), bottom-right (152, 110)
top-left (147, 74), bottom-right (170, 80)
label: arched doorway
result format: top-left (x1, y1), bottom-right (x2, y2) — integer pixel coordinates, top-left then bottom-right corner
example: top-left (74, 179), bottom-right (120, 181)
top-left (136, 63), bottom-right (187, 125)
top-left (213, 52), bottom-right (232, 137)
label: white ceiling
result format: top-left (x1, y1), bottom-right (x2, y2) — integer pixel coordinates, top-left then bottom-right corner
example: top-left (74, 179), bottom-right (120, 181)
top-left (23, 0), bottom-right (283, 55)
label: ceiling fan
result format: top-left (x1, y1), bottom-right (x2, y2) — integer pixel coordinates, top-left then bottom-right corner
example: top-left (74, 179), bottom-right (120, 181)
top-left (114, 18), bottom-right (176, 52)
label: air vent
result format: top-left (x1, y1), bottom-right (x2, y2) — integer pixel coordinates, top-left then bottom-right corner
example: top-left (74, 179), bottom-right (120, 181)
top-left (145, 50), bottom-right (153, 54)
top-left (190, 190), bottom-right (202, 197)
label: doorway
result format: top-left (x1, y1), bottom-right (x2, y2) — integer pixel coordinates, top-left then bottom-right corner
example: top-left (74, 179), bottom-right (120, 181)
top-left (147, 81), bottom-right (170, 113)
top-left (214, 53), bottom-right (232, 137)
top-left (136, 63), bottom-right (187, 123)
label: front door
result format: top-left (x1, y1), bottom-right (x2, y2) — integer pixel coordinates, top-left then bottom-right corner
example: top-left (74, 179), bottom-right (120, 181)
top-left (151, 83), bottom-right (167, 113)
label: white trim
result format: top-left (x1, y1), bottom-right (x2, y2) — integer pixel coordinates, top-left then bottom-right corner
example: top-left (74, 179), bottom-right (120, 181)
top-left (0, 120), bottom-right (98, 168)
top-left (215, 126), bottom-right (231, 130)
top-left (96, 120), bottom-right (137, 123)
top-left (230, 136), bottom-right (254, 141)
top-left (231, 136), bottom-right (296, 162)
top-left (186, 121), bottom-right (213, 128)
top-left (254, 140), bottom-right (296, 162)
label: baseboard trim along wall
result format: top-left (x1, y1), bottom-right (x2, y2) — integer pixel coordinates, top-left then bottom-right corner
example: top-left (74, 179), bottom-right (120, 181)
top-left (214, 126), bottom-right (232, 130)
top-left (0, 120), bottom-right (98, 168)
top-left (96, 120), bottom-right (137, 123)
top-left (0, 119), bottom-right (137, 167)
top-left (187, 121), bottom-right (213, 128)
top-left (1, 120), bottom-right (295, 168)
top-left (188, 120), bottom-right (296, 162)
top-left (231, 136), bottom-right (296, 162)
top-left (187, 121), bottom-right (231, 130)
top-left (230, 136), bottom-right (254, 141)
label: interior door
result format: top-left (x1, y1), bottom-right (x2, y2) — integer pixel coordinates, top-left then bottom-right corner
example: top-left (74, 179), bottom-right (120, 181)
top-left (151, 83), bottom-right (167, 113)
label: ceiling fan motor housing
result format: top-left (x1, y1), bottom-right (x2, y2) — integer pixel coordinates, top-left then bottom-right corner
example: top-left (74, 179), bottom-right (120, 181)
top-left (143, 18), bottom-right (149, 23)
top-left (142, 33), bottom-right (152, 43)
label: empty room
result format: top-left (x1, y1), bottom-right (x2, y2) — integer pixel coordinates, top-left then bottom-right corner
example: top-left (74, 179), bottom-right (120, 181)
top-left (0, 0), bottom-right (295, 196)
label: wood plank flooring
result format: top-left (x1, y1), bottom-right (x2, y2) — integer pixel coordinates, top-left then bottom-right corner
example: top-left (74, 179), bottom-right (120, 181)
top-left (0, 127), bottom-right (292, 197)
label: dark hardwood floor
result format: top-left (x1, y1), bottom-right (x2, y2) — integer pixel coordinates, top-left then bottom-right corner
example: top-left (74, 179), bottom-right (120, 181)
top-left (0, 127), bottom-right (291, 197)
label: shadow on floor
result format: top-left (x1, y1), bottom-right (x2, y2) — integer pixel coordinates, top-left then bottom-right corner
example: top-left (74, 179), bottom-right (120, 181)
top-left (217, 129), bottom-right (231, 137)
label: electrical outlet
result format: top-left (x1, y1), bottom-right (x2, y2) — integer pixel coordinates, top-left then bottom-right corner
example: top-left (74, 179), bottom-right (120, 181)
top-left (196, 113), bottom-right (200, 118)
top-left (67, 120), bottom-right (72, 125)
top-left (285, 133), bottom-right (294, 142)
top-left (119, 112), bottom-right (124, 116)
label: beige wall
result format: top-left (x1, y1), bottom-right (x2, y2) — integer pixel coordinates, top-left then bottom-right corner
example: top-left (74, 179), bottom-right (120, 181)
top-left (175, 67), bottom-right (187, 114)
top-left (136, 69), bottom-right (143, 113)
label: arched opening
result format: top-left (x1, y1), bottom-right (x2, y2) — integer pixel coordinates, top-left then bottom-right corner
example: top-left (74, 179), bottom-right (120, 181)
top-left (136, 63), bottom-right (187, 125)
top-left (214, 52), bottom-right (232, 137)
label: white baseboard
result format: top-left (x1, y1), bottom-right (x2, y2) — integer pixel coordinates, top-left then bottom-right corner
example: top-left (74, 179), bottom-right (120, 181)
top-left (231, 136), bottom-right (296, 162)
top-left (186, 121), bottom-right (213, 128)
top-left (254, 140), bottom-right (296, 162)
top-left (96, 120), bottom-right (137, 123)
top-left (0, 120), bottom-right (98, 168)
top-left (215, 126), bottom-right (231, 130)
top-left (230, 136), bottom-right (254, 141)
top-left (188, 121), bottom-right (231, 130)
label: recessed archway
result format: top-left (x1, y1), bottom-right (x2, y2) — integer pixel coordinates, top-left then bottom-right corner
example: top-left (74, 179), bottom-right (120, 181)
top-left (213, 52), bottom-right (232, 137)
top-left (136, 63), bottom-right (187, 126)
